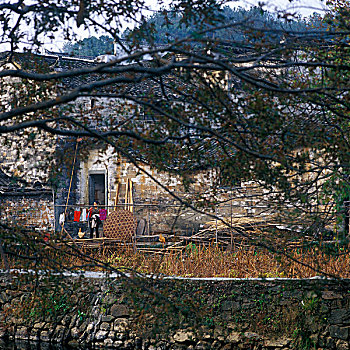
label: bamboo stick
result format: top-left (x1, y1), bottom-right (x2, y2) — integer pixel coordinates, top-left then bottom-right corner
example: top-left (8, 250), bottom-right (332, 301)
top-left (124, 179), bottom-right (129, 211)
top-left (114, 182), bottom-right (120, 208)
top-left (129, 179), bottom-right (134, 213)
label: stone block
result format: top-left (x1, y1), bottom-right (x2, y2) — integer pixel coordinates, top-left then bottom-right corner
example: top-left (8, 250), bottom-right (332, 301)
top-left (69, 315), bottom-right (78, 329)
top-left (115, 332), bottom-right (127, 341)
top-left (67, 340), bottom-right (80, 348)
top-left (322, 291), bottom-right (343, 300)
top-left (173, 330), bottom-right (196, 343)
top-left (113, 318), bottom-right (129, 332)
top-left (40, 330), bottom-right (51, 342)
top-left (29, 328), bottom-right (40, 341)
top-left (244, 332), bottom-right (261, 340)
top-left (329, 309), bottom-right (350, 325)
top-left (85, 322), bottom-right (94, 333)
top-left (101, 315), bottom-right (114, 322)
top-left (264, 338), bottom-right (292, 348)
top-left (195, 340), bottom-right (211, 350)
top-left (95, 330), bottom-right (108, 341)
top-left (111, 304), bottom-right (129, 318)
top-left (33, 322), bottom-right (46, 329)
top-left (336, 340), bottom-right (350, 350)
top-left (113, 340), bottom-right (123, 347)
top-left (226, 331), bottom-right (241, 343)
top-left (70, 327), bottom-right (81, 339)
top-left (53, 325), bottom-right (67, 342)
top-left (103, 338), bottom-right (114, 347)
top-left (220, 345), bottom-right (232, 350)
top-left (210, 340), bottom-right (222, 349)
top-left (329, 325), bottom-right (350, 340)
top-left (100, 322), bottom-right (110, 331)
top-left (15, 326), bottom-right (28, 340)
top-left (124, 339), bottom-right (136, 348)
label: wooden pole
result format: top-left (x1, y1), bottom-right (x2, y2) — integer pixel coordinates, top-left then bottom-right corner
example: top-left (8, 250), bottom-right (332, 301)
top-left (114, 182), bottom-right (120, 210)
top-left (124, 179), bottom-right (129, 211)
top-left (129, 179), bottom-right (134, 213)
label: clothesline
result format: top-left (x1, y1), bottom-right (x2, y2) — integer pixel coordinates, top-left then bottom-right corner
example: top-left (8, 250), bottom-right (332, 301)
top-left (59, 208), bottom-right (108, 224)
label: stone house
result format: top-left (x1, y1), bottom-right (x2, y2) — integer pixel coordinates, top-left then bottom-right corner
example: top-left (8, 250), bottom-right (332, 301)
top-left (0, 50), bottom-right (273, 237)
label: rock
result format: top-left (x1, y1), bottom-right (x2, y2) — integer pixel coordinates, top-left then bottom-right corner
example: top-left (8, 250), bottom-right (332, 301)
top-left (103, 338), bottom-right (114, 347)
top-left (29, 328), bottom-right (40, 341)
top-left (336, 340), bottom-right (350, 350)
top-left (115, 332), bottom-right (127, 341)
top-left (113, 340), bottom-right (124, 347)
top-left (15, 326), bottom-right (28, 340)
top-left (69, 315), bottom-right (78, 329)
top-left (61, 315), bottom-right (71, 326)
top-left (113, 318), bottom-right (129, 332)
top-left (243, 332), bottom-right (261, 340)
top-left (155, 341), bottom-right (168, 349)
top-left (101, 315), bottom-right (114, 322)
top-left (40, 330), bottom-right (51, 342)
top-left (329, 325), bottom-right (350, 340)
top-left (108, 331), bottom-right (115, 340)
top-left (100, 322), bottom-right (110, 331)
top-left (325, 337), bottom-right (336, 348)
top-left (124, 339), bottom-right (135, 348)
top-left (173, 330), bottom-right (196, 343)
top-left (95, 330), bottom-right (108, 341)
top-left (195, 340), bottom-right (211, 349)
top-left (210, 340), bottom-right (222, 349)
top-left (85, 323), bottom-right (94, 333)
top-left (53, 325), bottom-right (67, 343)
top-left (111, 304), bottom-right (129, 318)
top-left (322, 291), bottom-right (343, 300)
top-left (226, 331), bottom-right (241, 343)
top-left (71, 327), bottom-right (81, 339)
top-left (33, 322), bottom-right (46, 329)
top-left (67, 340), bottom-right (80, 348)
top-left (220, 345), bottom-right (232, 350)
top-left (264, 338), bottom-right (292, 347)
top-left (329, 309), bottom-right (350, 325)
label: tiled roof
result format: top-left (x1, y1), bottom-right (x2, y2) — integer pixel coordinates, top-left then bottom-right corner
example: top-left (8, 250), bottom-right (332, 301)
top-left (0, 51), bottom-right (187, 100)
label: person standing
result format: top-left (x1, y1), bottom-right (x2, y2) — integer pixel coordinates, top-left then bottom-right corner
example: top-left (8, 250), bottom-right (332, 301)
top-left (88, 201), bottom-right (101, 238)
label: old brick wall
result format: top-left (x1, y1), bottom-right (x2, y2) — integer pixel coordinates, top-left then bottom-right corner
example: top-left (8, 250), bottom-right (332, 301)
top-left (0, 193), bottom-right (54, 232)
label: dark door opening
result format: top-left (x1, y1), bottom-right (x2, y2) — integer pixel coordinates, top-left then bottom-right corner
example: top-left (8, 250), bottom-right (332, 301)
top-left (89, 174), bottom-right (105, 205)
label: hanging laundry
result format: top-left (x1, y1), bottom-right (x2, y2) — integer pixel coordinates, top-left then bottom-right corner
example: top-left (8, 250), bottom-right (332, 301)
top-left (59, 213), bottom-right (65, 226)
top-left (99, 209), bottom-right (107, 221)
top-left (74, 210), bottom-right (81, 222)
top-left (81, 208), bottom-right (87, 222)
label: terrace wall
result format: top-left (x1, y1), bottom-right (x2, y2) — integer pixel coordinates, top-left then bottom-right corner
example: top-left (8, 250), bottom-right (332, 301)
top-left (1, 273), bottom-right (350, 349)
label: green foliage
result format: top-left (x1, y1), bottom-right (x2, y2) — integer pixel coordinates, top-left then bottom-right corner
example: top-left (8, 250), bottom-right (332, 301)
top-left (63, 35), bottom-right (114, 57)
top-left (128, 6), bottom-right (316, 45)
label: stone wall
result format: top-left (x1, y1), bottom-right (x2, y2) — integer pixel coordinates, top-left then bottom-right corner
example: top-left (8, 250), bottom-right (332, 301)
top-left (0, 193), bottom-right (55, 233)
top-left (1, 273), bottom-right (350, 349)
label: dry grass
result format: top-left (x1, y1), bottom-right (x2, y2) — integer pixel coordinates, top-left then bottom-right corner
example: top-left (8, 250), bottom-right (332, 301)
top-left (69, 242), bottom-right (350, 278)
top-left (4, 229), bottom-right (350, 278)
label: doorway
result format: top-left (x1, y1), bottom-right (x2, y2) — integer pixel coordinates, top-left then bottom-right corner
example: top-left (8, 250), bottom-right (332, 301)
top-left (89, 173), bottom-right (106, 205)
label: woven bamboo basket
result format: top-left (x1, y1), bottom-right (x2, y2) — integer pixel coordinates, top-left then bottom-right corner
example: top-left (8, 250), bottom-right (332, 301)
top-left (103, 209), bottom-right (136, 241)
